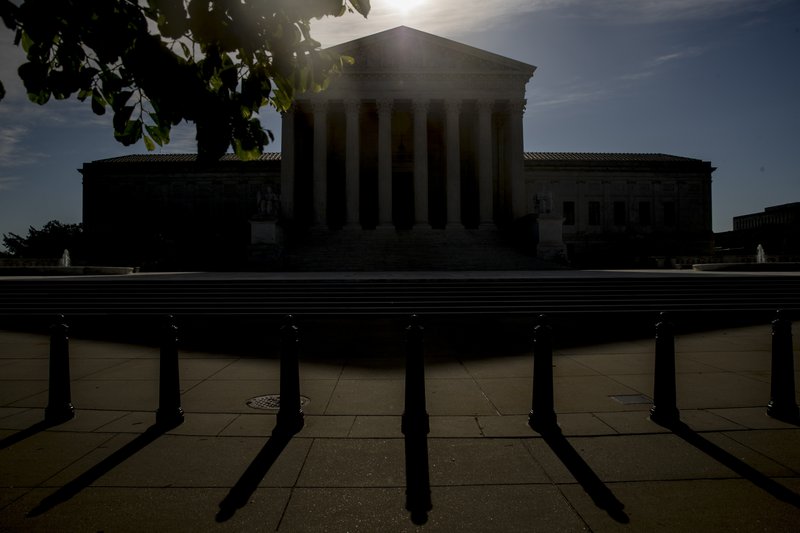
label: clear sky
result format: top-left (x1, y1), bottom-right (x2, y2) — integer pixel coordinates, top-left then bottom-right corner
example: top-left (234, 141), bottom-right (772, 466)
top-left (1, 0), bottom-right (798, 246)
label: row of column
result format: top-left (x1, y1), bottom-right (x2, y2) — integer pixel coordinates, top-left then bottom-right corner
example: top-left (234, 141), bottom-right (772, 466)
top-left (280, 98), bottom-right (527, 229)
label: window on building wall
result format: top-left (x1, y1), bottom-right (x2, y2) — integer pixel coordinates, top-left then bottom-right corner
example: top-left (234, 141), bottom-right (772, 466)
top-left (563, 201), bottom-right (575, 225)
top-left (639, 201), bottom-right (651, 226)
top-left (663, 201), bottom-right (676, 226)
top-left (588, 201), bottom-right (601, 225)
top-left (613, 201), bottom-right (626, 226)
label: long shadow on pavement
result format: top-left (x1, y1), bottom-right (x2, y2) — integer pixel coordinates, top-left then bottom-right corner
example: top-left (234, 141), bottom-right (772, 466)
top-left (27, 423), bottom-right (169, 517)
top-left (0, 420), bottom-right (59, 450)
top-left (671, 422), bottom-right (800, 508)
top-left (404, 431), bottom-right (432, 525)
top-left (216, 433), bottom-right (292, 522)
top-left (541, 430), bottom-right (629, 524)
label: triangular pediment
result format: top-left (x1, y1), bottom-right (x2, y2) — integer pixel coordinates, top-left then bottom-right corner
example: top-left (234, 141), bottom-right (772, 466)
top-left (326, 26), bottom-right (535, 76)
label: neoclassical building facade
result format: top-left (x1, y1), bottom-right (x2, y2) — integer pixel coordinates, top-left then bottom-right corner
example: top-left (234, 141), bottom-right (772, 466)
top-left (281, 26), bottom-right (533, 231)
top-left (82, 27), bottom-right (713, 269)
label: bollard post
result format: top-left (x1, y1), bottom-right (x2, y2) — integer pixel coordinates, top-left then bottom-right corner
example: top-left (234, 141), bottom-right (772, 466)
top-left (528, 315), bottom-right (558, 434)
top-left (650, 312), bottom-right (680, 427)
top-left (156, 315), bottom-right (184, 428)
top-left (402, 314), bottom-right (430, 436)
top-left (275, 315), bottom-right (304, 436)
top-left (45, 314), bottom-right (75, 423)
top-left (401, 314), bottom-right (432, 523)
top-left (767, 310), bottom-right (799, 422)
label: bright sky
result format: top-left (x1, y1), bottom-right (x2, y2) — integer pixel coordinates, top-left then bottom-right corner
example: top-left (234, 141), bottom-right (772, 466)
top-left (0, 0), bottom-right (798, 245)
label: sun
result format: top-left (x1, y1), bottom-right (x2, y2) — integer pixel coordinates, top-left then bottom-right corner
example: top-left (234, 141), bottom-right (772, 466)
top-left (381, 0), bottom-right (425, 16)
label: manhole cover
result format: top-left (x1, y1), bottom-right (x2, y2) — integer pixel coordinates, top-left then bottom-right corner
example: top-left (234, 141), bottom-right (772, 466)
top-left (610, 394), bottom-right (652, 405)
top-left (246, 394), bottom-right (310, 410)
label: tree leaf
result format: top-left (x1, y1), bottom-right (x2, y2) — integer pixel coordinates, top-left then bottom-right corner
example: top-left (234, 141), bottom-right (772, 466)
top-left (143, 133), bottom-right (155, 151)
top-left (349, 0), bottom-right (371, 18)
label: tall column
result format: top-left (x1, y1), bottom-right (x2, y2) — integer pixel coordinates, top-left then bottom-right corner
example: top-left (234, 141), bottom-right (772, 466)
top-left (377, 99), bottom-right (393, 228)
top-left (313, 101), bottom-right (327, 227)
top-left (445, 100), bottom-right (461, 229)
top-left (413, 100), bottom-right (429, 228)
top-left (345, 99), bottom-right (360, 229)
top-left (477, 100), bottom-right (494, 227)
top-left (279, 105), bottom-right (295, 221)
top-left (508, 100), bottom-right (526, 220)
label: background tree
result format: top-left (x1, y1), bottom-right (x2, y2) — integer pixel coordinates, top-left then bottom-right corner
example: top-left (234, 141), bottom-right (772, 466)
top-left (2, 220), bottom-right (84, 258)
top-left (0, 0), bottom-right (370, 161)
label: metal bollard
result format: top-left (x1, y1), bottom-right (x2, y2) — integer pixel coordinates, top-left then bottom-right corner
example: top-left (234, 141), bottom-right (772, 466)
top-left (45, 314), bottom-right (75, 424)
top-left (767, 310), bottom-right (799, 422)
top-left (275, 315), bottom-right (304, 436)
top-left (156, 315), bottom-right (184, 428)
top-left (401, 314), bottom-right (432, 523)
top-left (528, 315), bottom-right (558, 433)
top-left (402, 314), bottom-right (429, 436)
top-left (650, 312), bottom-right (680, 427)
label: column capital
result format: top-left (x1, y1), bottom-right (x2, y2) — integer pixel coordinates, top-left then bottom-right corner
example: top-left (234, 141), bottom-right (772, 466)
top-left (412, 99), bottom-right (430, 114)
top-left (477, 99), bottom-right (494, 114)
top-left (445, 99), bottom-right (461, 114)
top-left (508, 99), bottom-right (526, 114)
top-left (377, 98), bottom-right (393, 114)
top-left (344, 99), bottom-right (361, 114)
top-left (312, 100), bottom-right (328, 114)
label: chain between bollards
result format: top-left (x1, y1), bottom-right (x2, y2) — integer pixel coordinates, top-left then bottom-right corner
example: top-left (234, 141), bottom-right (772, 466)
top-left (45, 314), bottom-right (75, 424)
top-left (156, 315), bottom-right (184, 429)
top-left (767, 310), bottom-right (799, 422)
top-left (650, 312), bottom-right (680, 428)
top-left (275, 315), bottom-right (304, 436)
top-left (528, 314), bottom-right (558, 434)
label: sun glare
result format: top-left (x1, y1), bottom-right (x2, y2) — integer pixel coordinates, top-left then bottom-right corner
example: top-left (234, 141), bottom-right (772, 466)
top-left (382, 0), bottom-right (425, 17)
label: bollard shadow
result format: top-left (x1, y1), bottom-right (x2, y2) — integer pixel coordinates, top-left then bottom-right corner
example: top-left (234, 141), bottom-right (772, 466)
top-left (671, 422), bottom-right (800, 508)
top-left (541, 429), bottom-right (629, 524)
top-left (0, 420), bottom-right (59, 450)
top-left (404, 431), bottom-right (432, 525)
top-left (216, 432), bottom-right (292, 523)
top-left (27, 423), bottom-right (169, 517)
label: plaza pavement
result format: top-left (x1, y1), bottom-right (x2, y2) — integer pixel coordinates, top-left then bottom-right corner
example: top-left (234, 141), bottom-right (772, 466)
top-left (1, 316), bottom-right (800, 531)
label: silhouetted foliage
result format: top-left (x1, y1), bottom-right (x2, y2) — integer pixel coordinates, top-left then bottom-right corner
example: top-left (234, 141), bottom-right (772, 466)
top-left (0, 0), bottom-right (370, 161)
top-left (2, 220), bottom-right (84, 258)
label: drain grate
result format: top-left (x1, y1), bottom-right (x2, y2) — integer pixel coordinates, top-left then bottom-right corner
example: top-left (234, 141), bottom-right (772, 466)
top-left (246, 394), bottom-right (310, 410)
top-left (610, 394), bottom-right (652, 405)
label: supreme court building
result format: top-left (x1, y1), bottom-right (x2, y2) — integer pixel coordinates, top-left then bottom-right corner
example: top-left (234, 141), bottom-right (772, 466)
top-left (82, 27), bottom-right (714, 270)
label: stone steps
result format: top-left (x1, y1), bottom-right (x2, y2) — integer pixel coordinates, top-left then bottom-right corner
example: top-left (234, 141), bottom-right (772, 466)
top-left (276, 227), bottom-right (555, 271)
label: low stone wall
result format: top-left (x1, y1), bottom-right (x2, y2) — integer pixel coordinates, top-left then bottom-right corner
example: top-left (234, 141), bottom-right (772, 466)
top-left (0, 266), bottom-right (134, 276)
top-left (0, 258), bottom-right (62, 267)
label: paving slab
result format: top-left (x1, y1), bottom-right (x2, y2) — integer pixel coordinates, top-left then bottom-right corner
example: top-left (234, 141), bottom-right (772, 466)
top-left (561, 479), bottom-right (800, 532)
top-left (428, 416), bottom-right (483, 437)
top-left (2, 487), bottom-right (291, 532)
top-left (45, 433), bottom-right (312, 489)
top-left (426, 379), bottom-right (498, 416)
top-left (0, 431), bottom-right (115, 488)
top-left (708, 407), bottom-right (799, 429)
top-left (723, 429), bottom-right (800, 473)
top-left (348, 415), bottom-right (402, 438)
top-left (548, 434), bottom-right (736, 482)
top-left (325, 379), bottom-right (404, 415)
top-left (297, 438), bottom-right (405, 488)
top-left (0, 381), bottom-right (48, 406)
top-left (278, 487), bottom-right (414, 532)
top-left (428, 438), bottom-right (550, 485)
